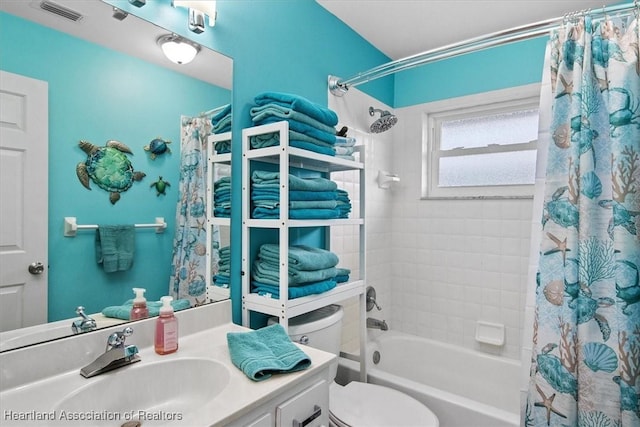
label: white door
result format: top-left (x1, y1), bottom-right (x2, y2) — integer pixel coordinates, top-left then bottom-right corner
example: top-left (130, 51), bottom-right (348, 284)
top-left (0, 70), bottom-right (48, 332)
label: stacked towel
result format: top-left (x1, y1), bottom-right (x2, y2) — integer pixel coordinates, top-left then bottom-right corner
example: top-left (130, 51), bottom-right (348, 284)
top-left (335, 267), bottom-right (351, 283)
top-left (95, 225), bottom-right (135, 273)
top-left (214, 176), bottom-right (231, 217)
top-left (227, 324), bottom-right (311, 381)
top-left (251, 170), bottom-right (341, 219)
top-left (211, 104), bottom-right (232, 137)
top-left (251, 244), bottom-right (339, 298)
top-left (336, 189), bottom-right (352, 219)
top-left (213, 246), bottom-right (230, 287)
top-left (102, 298), bottom-right (191, 320)
top-left (250, 92), bottom-right (339, 156)
top-left (334, 136), bottom-right (357, 160)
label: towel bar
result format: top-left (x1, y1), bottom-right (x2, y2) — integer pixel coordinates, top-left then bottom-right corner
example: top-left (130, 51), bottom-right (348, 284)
top-left (63, 217), bottom-right (166, 237)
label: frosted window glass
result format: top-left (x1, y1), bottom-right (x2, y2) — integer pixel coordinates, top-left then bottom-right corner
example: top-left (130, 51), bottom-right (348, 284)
top-left (441, 109), bottom-right (538, 150)
top-left (439, 150), bottom-right (537, 187)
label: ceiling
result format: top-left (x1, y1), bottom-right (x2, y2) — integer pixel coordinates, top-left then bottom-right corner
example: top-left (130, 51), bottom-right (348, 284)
top-left (316, 0), bottom-right (626, 60)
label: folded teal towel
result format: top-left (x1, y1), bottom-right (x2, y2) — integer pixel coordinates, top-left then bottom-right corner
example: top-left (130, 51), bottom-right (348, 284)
top-left (257, 117), bottom-right (337, 144)
top-left (250, 104), bottom-right (337, 134)
top-left (253, 207), bottom-right (340, 219)
top-left (252, 260), bottom-right (338, 286)
top-left (254, 92), bottom-right (338, 126)
top-left (251, 279), bottom-right (337, 299)
top-left (252, 171), bottom-right (338, 192)
top-left (251, 188), bottom-right (338, 202)
top-left (227, 324), bottom-right (311, 381)
top-left (259, 244), bottom-right (339, 270)
top-left (95, 225), bottom-right (135, 273)
top-left (211, 104), bottom-right (231, 124)
top-left (101, 298), bottom-right (191, 320)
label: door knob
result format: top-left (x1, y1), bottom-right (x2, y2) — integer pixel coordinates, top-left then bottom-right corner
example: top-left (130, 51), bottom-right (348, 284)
top-left (28, 262), bottom-right (45, 274)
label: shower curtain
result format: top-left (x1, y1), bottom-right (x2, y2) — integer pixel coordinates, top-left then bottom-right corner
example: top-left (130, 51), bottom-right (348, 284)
top-left (169, 115), bottom-right (220, 306)
top-left (525, 11), bottom-right (639, 427)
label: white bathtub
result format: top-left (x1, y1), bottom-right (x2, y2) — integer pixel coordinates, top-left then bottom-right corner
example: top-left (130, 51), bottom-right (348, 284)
top-left (337, 331), bottom-right (520, 427)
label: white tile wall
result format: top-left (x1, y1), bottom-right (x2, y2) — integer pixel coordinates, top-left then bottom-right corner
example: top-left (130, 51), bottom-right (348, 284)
top-left (329, 89), bottom-right (533, 361)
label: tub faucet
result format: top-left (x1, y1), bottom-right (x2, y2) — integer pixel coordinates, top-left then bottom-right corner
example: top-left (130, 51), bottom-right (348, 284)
top-left (80, 327), bottom-right (140, 378)
top-left (367, 317), bottom-right (389, 331)
top-left (71, 306), bottom-right (97, 334)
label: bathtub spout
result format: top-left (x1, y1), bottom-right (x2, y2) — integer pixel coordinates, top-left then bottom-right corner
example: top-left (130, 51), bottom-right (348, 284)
top-left (367, 317), bottom-right (388, 331)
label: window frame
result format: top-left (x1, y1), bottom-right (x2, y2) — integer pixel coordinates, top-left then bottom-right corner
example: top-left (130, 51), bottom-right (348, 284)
top-left (422, 83), bottom-right (540, 199)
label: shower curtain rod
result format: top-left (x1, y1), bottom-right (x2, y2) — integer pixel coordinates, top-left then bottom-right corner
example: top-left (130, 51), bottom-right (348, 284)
top-left (329, 1), bottom-right (638, 96)
top-left (199, 103), bottom-right (229, 117)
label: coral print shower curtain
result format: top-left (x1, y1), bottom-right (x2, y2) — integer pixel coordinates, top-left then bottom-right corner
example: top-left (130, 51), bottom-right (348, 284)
top-left (169, 116), bottom-right (220, 306)
top-left (525, 10), bottom-right (640, 427)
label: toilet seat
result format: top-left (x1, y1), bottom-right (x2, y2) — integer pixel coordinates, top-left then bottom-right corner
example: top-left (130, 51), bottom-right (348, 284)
top-left (329, 381), bottom-right (439, 427)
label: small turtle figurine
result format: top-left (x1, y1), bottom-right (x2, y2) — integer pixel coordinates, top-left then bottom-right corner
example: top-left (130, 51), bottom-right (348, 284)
top-left (150, 176), bottom-right (170, 196)
top-left (144, 137), bottom-right (171, 160)
top-left (76, 140), bottom-right (146, 205)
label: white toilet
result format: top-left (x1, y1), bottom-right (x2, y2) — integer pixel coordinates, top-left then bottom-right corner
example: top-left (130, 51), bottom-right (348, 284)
top-left (271, 305), bottom-right (439, 427)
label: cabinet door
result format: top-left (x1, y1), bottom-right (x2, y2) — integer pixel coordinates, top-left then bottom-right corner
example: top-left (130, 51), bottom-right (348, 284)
top-left (276, 380), bottom-right (329, 427)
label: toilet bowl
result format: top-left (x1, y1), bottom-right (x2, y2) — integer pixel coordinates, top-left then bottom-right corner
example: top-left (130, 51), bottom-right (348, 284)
top-left (270, 305), bottom-right (439, 427)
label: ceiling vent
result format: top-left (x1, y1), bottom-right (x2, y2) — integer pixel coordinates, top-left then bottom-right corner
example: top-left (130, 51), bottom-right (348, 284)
top-left (39, 1), bottom-right (83, 22)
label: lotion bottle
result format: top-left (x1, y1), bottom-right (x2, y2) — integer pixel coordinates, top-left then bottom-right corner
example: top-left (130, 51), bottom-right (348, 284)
top-left (155, 296), bottom-right (178, 355)
top-left (130, 287), bottom-right (149, 320)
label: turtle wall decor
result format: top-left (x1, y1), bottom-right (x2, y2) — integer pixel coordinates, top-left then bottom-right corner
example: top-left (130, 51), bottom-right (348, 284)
top-left (76, 140), bottom-right (146, 205)
top-left (144, 137), bottom-right (171, 160)
top-left (150, 176), bottom-right (171, 196)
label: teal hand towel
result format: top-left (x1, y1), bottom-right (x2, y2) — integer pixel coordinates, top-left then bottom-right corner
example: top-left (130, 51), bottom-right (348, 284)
top-left (259, 244), bottom-right (339, 270)
top-left (101, 298), bottom-right (191, 320)
top-left (254, 92), bottom-right (339, 126)
top-left (95, 225), bottom-right (135, 273)
top-left (226, 324), bottom-right (311, 381)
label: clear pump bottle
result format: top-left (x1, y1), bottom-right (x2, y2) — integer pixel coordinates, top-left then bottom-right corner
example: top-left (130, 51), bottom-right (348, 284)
top-left (155, 296), bottom-right (178, 355)
top-left (130, 287), bottom-right (149, 320)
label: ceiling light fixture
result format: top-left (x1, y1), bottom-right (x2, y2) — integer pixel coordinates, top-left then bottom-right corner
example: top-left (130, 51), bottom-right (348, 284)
top-left (157, 34), bottom-right (200, 65)
top-left (173, 0), bottom-right (217, 33)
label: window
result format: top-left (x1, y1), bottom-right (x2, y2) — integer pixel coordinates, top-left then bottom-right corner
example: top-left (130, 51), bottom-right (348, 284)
top-left (423, 84), bottom-right (540, 198)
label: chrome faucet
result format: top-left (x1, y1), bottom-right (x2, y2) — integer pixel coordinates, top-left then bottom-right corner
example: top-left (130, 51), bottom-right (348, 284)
top-left (71, 306), bottom-right (97, 334)
top-left (366, 317), bottom-right (389, 331)
top-left (80, 327), bottom-right (140, 378)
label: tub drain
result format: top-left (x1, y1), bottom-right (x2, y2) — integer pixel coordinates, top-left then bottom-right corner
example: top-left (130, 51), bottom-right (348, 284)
top-left (372, 350), bottom-right (381, 365)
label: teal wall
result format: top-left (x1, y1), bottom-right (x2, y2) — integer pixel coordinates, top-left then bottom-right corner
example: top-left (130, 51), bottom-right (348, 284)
top-left (393, 37), bottom-right (548, 107)
top-left (0, 12), bottom-right (230, 321)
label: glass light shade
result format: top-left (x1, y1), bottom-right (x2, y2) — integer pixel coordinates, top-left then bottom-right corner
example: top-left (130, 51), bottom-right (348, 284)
top-left (159, 36), bottom-right (199, 65)
top-left (173, 0), bottom-right (217, 26)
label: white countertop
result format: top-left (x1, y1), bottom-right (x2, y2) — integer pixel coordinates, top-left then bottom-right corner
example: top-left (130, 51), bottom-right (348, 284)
top-left (0, 301), bottom-right (336, 426)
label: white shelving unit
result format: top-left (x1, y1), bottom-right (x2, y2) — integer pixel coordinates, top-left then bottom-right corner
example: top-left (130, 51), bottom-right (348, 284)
top-left (206, 131), bottom-right (232, 302)
top-left (241, 121), bottom-right (367, 381)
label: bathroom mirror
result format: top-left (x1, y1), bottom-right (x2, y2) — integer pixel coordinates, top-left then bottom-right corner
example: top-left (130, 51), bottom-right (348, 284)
top-left (0, 0), bottom-right (233, 351)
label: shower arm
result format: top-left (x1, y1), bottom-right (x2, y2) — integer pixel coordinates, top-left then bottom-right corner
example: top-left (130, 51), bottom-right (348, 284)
top-left (329, 1), bottom-right (638, 96)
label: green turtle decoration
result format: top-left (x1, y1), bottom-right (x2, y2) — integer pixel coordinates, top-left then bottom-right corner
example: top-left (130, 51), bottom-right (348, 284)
top-left (144, 137), bottom-right (171, 160)
top-left (150, 176), bottom-right (171, 196)
top-left (76, 140), bottom-right (146, 205)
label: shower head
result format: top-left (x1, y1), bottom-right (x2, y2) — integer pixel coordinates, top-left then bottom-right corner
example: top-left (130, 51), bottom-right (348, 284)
top-left (369, 107), bottom-right (398, 133)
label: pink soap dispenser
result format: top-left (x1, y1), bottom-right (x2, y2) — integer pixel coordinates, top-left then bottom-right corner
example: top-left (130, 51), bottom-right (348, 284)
top-left (155, 296), bottom-right (178, 355)
top-left (130, 288), bottom-right (149, 320)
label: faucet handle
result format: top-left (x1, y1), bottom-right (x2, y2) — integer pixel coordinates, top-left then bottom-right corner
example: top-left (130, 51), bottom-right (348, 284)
top-left (106, 327), bottom-right (134, 351)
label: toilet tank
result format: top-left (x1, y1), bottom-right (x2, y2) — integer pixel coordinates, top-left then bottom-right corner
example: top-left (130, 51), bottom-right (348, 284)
top-left (269, 305), bottom-right (343, 356)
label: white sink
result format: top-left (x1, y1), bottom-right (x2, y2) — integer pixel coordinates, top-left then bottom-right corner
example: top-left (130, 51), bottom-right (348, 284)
top-left (55, 358), bottom-right (230, 424)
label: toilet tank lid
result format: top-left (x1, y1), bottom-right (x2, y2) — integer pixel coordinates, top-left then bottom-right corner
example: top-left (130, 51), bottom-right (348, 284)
top-left (269, 304), bottom-right (343, 334)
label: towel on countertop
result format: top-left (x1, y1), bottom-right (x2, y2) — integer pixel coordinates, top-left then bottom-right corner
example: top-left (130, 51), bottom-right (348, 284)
top-left (251, 279), bottom-right (337, 299)
top-left (226, 323), bottom-right (311, 381)
top-left (95, 225), bottom-right (135, 273)
top-left (101, 298), bottom-right (191, 320)
top-left (254, 92), bottom-right (338, 126)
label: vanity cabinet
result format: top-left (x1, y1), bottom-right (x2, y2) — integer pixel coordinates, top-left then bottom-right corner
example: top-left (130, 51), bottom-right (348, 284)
top-left (227, 375), bottom-right (330, 427)
top-left (207, 131), bottom-right (232, 302)
top-left (241, 121), bottom-right (367, 379)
